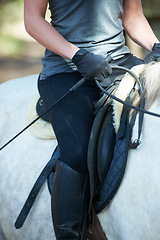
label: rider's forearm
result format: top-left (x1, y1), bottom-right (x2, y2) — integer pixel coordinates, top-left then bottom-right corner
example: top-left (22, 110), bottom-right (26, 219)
top-left (24, 16), bottom-right (79, 60)
top-left (123, 14), bottom-right (159, 52)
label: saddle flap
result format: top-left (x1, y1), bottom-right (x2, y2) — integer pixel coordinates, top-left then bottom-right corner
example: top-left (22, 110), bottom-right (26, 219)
top-left (87, 103), bottom-right (116, 210)
top-left (97, 107), bottom-right (116, 185)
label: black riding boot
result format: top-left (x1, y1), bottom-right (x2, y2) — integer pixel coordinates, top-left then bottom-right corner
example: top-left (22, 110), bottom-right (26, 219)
top-left (51, 160), bottom-right (89, 240)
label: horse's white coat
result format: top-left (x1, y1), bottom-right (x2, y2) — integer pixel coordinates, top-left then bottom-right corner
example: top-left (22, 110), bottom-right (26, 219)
top-left (0, 76), bottom-right (57, 240)
top-left (0, 63), bottom-right (160, 240)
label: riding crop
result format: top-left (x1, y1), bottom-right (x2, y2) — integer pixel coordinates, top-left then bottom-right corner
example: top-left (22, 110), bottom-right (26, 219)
top-left (1, 57), bottom-right (160, 151)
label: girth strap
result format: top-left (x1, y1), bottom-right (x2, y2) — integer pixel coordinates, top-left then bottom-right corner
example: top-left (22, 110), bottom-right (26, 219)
top-left (87, 210), bottom-right (108, 240)
top-left (129, 98), bottom-right (145, 149)
top-left (15, 145), bottom-right (60, 229)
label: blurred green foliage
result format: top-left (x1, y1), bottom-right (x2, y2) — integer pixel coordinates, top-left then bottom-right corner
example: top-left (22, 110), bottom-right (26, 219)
top-left (0, 0), bottom-right (22, 5)
top-left (0, 33), bottom-right (25, 57)
top-left (0, 0), bottom-right (24, 56)
top-left (142, 0), bottom-right (160, 18)
top-left (0, 0), bottom-right (23, 25)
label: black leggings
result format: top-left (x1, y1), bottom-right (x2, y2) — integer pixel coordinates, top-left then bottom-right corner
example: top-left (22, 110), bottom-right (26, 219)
top-left (38, 53), bottom-right (144, 174)
top-left (38, 71), bottom-right (101, 173)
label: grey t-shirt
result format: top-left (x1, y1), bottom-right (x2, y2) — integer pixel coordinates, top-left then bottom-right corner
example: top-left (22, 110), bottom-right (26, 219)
top-left (40, 0), bottom-right (130, 80)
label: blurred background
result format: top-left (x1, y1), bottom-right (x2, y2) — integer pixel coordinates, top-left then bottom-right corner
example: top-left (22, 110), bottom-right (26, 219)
top-left (0, 0), bottom-right (45, 83)
top-left (0, 0), bottom-right (160, 83)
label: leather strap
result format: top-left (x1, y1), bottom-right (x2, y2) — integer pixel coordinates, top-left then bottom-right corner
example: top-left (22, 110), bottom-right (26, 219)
top-left (87, 209), bottom-right (108, 240)
top-left (15, 145), bottom-right (60, 229)
top-left (129, 98), bottom-right (145, 149)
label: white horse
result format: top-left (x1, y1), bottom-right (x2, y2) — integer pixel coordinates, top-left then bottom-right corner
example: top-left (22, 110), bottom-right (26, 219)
top-left (0, 62), bottom-right (160, 240)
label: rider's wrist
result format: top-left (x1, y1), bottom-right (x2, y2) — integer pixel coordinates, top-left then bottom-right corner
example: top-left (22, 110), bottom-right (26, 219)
top-left (72, 49), bottom-right (88, 64)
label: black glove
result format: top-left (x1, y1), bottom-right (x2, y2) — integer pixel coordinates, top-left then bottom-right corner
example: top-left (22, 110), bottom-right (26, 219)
top-left (72, 49), bottom-right (112, 82)
top-left (144, 43), bottom-right (160, 63)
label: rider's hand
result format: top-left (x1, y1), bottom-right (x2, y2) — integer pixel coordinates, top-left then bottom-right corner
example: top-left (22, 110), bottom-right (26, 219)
top-left (72, 49), bottom-right (112, 82)
top-left (144, 43), bottom-right (160, 63)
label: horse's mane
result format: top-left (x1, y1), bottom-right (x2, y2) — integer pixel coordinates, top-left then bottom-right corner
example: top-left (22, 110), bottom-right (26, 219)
top-left (112, 62), bottom-right (160, 132)
top-left (142, 62), bottom-right (160, 109)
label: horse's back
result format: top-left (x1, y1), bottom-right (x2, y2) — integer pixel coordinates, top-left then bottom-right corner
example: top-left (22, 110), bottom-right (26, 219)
top-left (0, 75), bottom-right (56, 240)
top-left (0, 75), bottom-right (38, 140)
